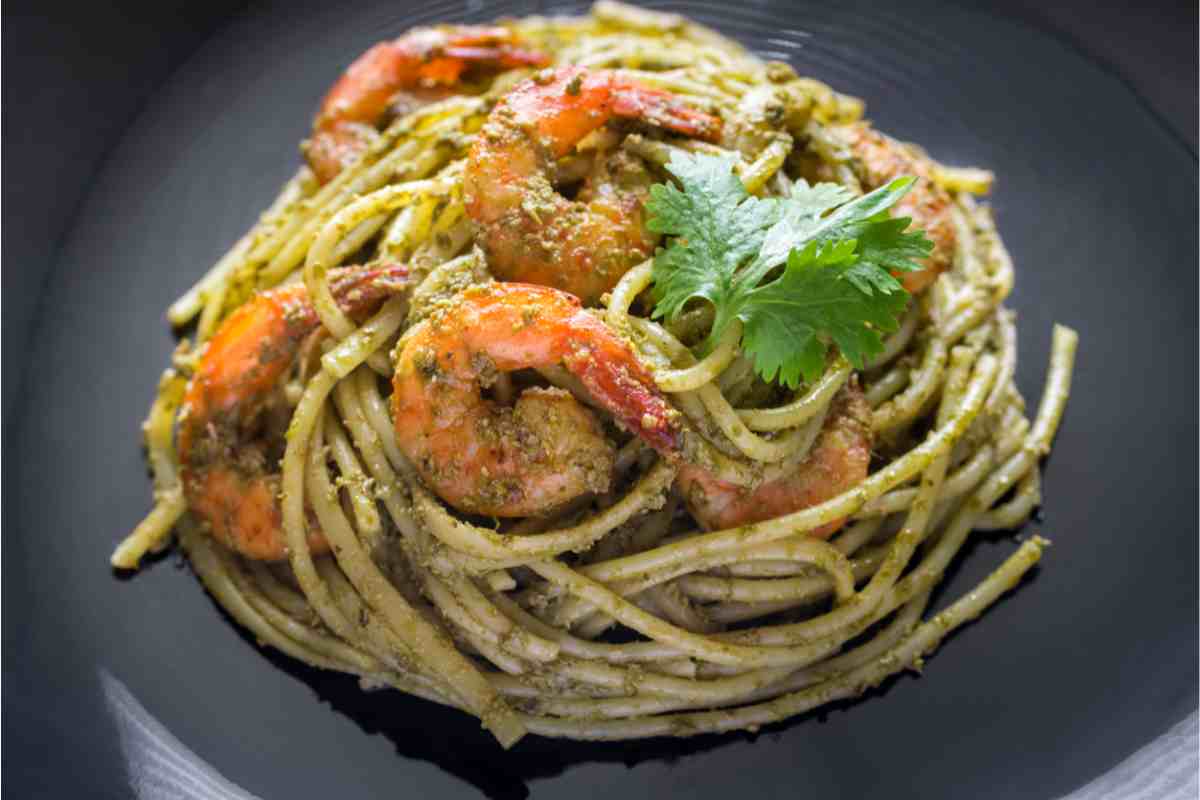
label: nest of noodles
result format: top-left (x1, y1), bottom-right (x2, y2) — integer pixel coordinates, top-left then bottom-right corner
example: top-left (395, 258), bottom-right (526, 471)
top-left (116, 1), bottom-right (1076, 747)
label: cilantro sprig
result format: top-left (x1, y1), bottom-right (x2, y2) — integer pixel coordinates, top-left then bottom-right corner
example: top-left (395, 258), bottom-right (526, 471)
top-left (645, 152), bottom-right (932, 388)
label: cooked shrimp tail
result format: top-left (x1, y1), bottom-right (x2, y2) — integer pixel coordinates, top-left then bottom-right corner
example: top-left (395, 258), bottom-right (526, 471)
top-left (608, 80), bottom-right (724, 142)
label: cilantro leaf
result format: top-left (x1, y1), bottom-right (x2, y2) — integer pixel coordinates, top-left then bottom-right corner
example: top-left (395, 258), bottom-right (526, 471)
top-left (750, 181), bottom-right (855, 276)
top-left (746, 177), bottom-right (931, 290)
top-left (740, 243), bottom-right (910, 387)
top-left (646, 152), bottom-right (779, 336)
top-left (645, 152), bottom-right (933, 388)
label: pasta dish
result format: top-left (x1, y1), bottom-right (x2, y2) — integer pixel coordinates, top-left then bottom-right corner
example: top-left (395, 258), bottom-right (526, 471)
top-left (113, 1), bottom-right (1077, 747)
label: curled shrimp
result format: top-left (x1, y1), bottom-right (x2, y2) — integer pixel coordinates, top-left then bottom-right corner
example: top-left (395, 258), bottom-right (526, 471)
top-left (178, 264), bottom-right (408, 560)
top-left (464, 65), bottom-right (722, 305)
top-left (391, 282), bottom-right (681, 517)
top-left (676, 381), bottom-right (872, 535)
top-left (305, 26), bottom-right (548, 184)
top-left (843, 123), bottom-right (956, 293)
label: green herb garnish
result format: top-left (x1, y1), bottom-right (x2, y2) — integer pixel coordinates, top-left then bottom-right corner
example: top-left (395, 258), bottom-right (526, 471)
top-left (645, 151), bottom-right (932, 388)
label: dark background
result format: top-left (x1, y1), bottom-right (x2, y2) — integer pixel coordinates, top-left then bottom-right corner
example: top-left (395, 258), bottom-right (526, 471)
top-left (3, 1), bottom-right (1196, 798)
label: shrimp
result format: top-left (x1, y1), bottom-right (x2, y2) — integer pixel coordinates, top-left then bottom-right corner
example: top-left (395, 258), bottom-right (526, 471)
top-left (464, 65), bottom-right (723, 305)
top-left (178, 264), bottom-right (409, 560)
top-left (676, 381), bottom-right (872, 535)
top-left (391, 282), bottom-right (682, 517)
top-left (304, 26), bottom-right (549, 184)
top-left (843, 123), bottom-right (956, 293)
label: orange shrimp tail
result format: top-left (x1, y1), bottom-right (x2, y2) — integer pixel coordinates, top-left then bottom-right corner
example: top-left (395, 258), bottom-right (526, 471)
top-left (500, 66), bottom-right (722, 157)
top-left (558, 308), bottom-right (683, 456)
top-left (440, 45), bottom-right (549, 70)
top-left (610, 82), bottom-right (723, 142)
top-left (464, 283), bottom-right (682, 455)
top-left (440, 25), bottom-right (549, 64)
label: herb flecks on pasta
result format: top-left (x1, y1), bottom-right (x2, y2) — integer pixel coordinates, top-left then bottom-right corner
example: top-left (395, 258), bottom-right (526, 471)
top-left (114, 0), bottom-right (1075, 749)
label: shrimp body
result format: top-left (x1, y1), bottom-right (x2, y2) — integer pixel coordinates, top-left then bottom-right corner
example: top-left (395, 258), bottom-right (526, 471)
top-left (844, 123), bottom-right (956, 293)
top-left (306, 26), bottom-right (548, 184)
top-left (179, 265), bottom-right (408, 560)
top-left (392, 282), bottom-right (681, 517)
top-left (677, 382), bottom-right (872, 535)
top-left (465, 65), bottom-right (722, 304)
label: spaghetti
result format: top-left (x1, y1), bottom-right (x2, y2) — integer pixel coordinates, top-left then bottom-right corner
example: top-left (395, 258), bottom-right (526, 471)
top-left (115, 1), bottom-right (1076, 748)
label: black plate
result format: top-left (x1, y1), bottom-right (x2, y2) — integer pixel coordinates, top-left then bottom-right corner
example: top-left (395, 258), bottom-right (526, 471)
top-left (4, 1), bottom-right (1197, 798)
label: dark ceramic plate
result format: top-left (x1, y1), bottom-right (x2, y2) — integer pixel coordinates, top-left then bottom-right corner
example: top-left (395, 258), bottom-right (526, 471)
top-left (4, 1), bottom-right (1196, 798)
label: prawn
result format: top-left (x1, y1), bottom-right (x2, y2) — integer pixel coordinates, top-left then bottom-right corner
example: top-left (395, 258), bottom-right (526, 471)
top-left (464, 65), bottom-right (723, 305)
top-left (676, 381), bottom-right (872, 535)
top-left (305, 26), bottom-right (548, 184)
top-left (178, 264), bottom-right (409, 560)
top-left (843, 123), bottom-right (956, 293)
top-left (391, 282), bottom-right (682, 517)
